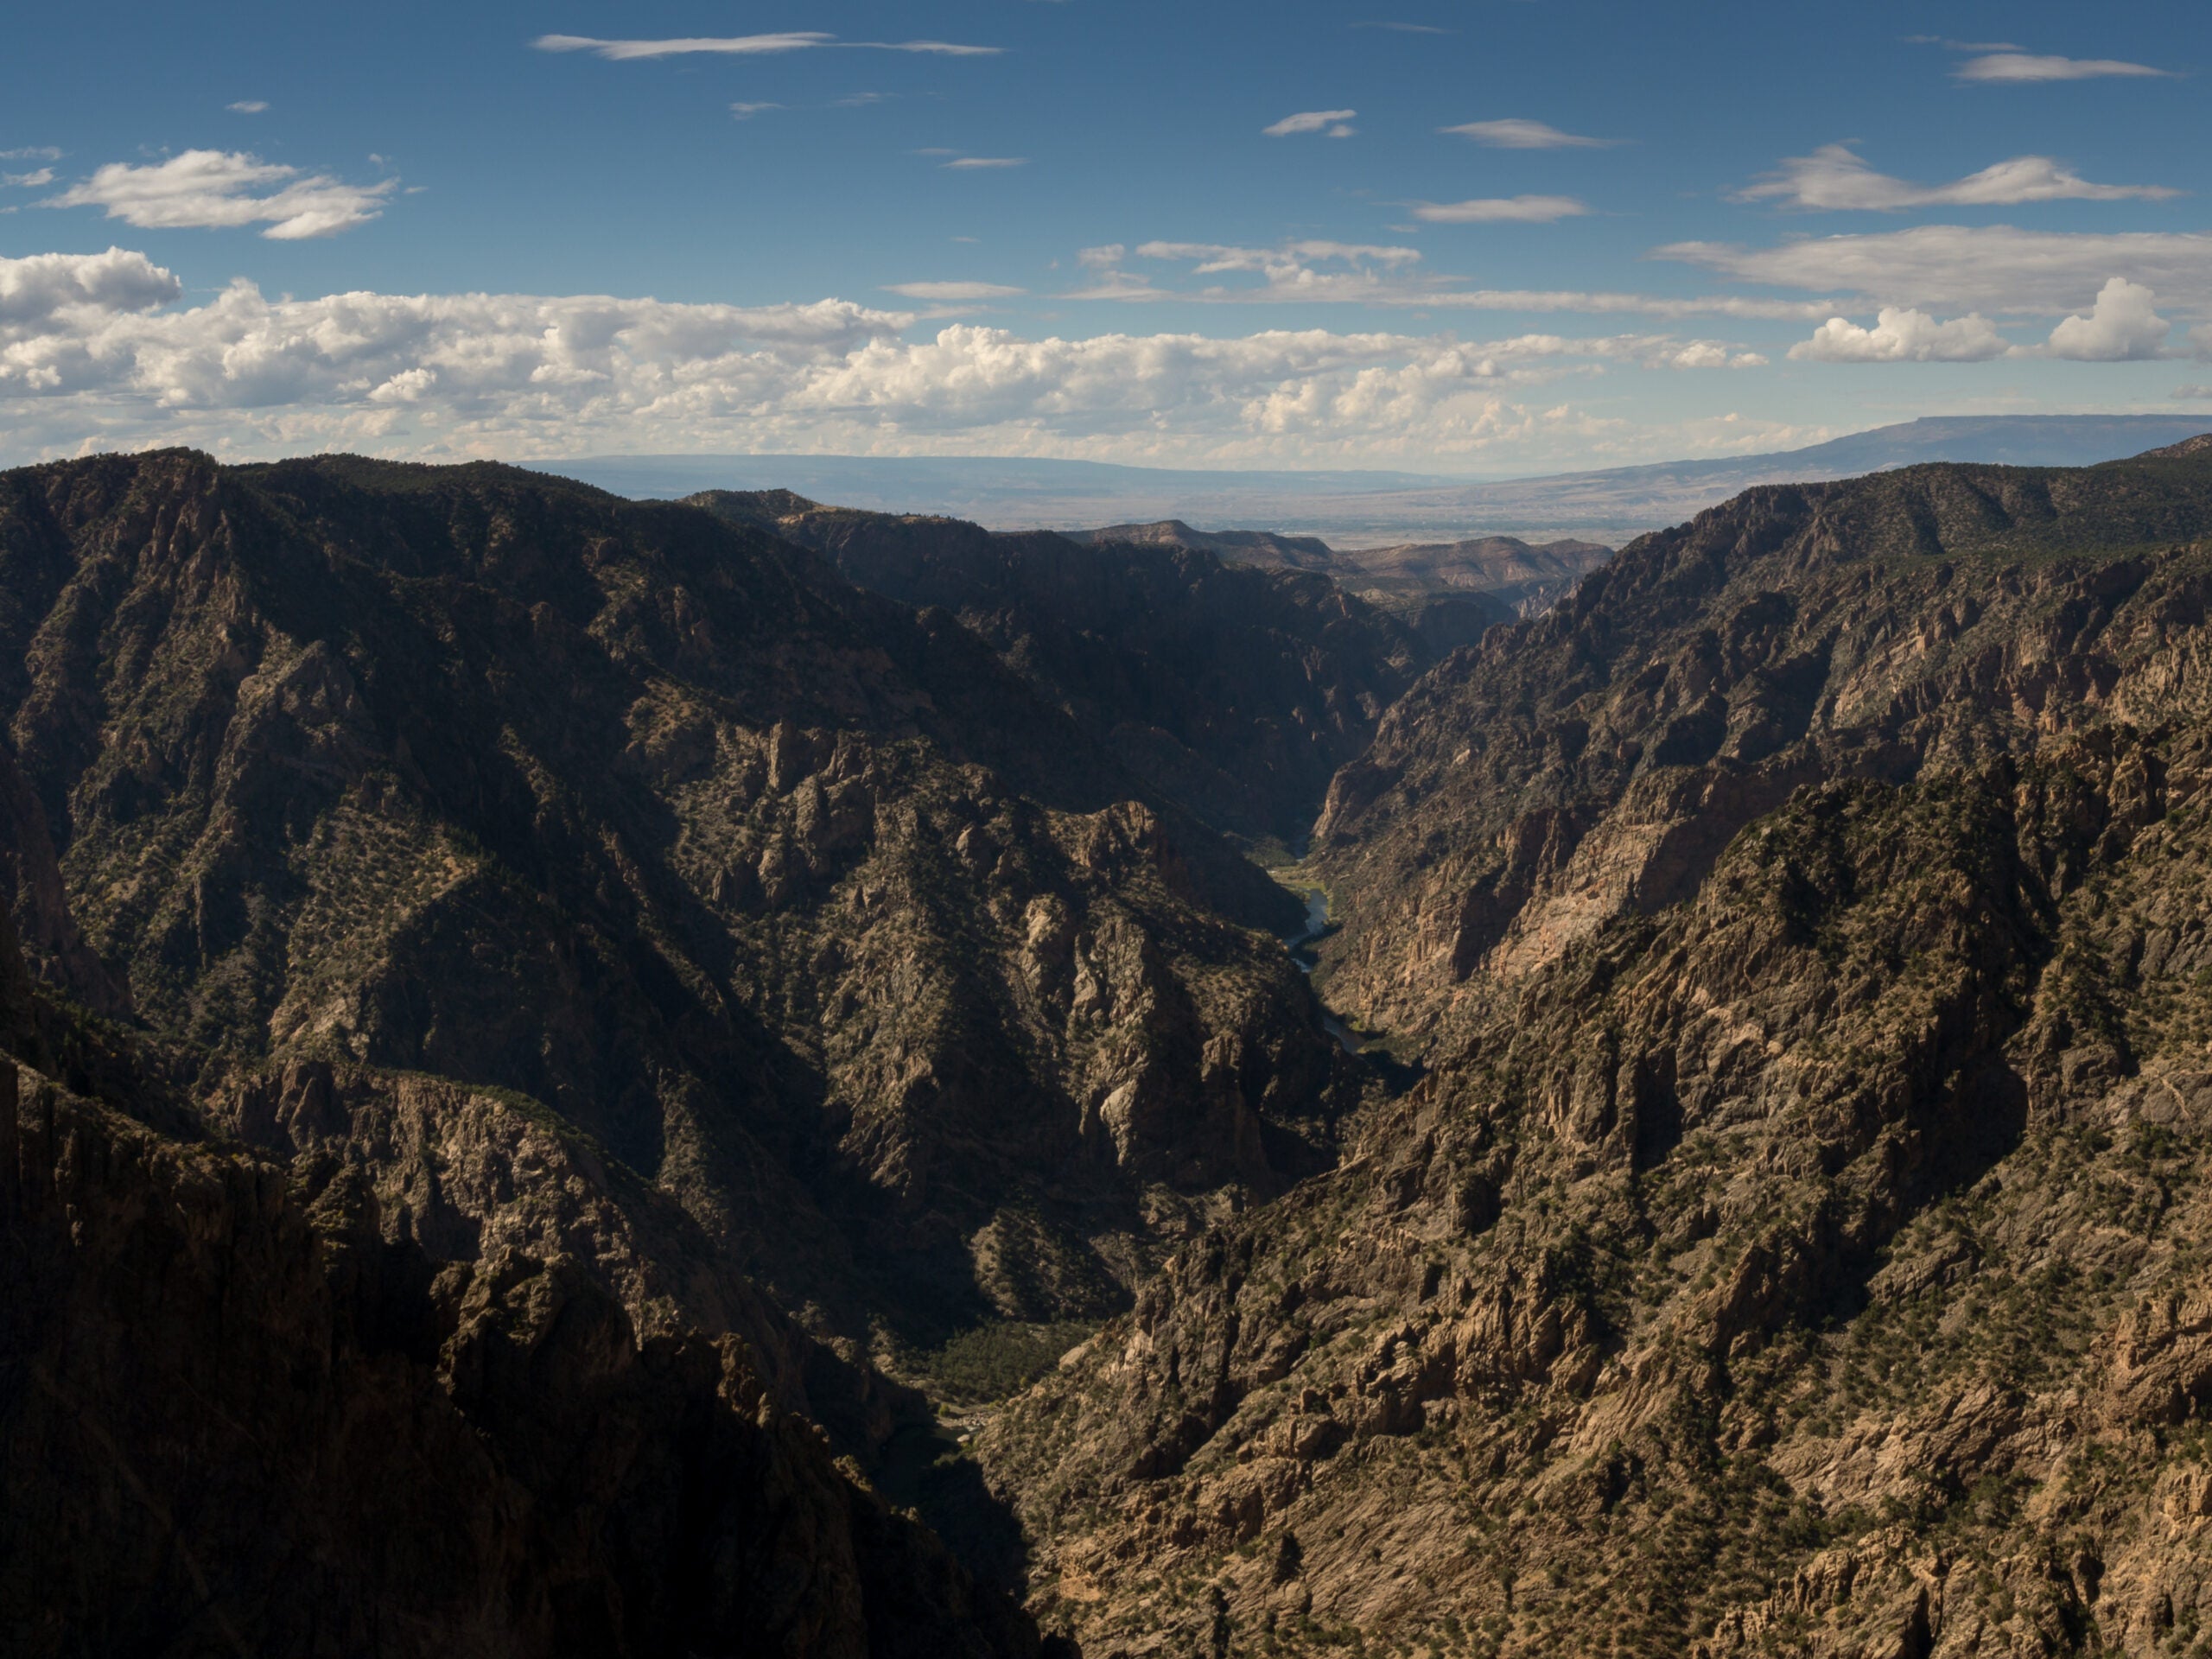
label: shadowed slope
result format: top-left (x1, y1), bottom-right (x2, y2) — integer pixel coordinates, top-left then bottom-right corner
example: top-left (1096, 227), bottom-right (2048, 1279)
top-left (0, 452), bottom-right (1357, 1360)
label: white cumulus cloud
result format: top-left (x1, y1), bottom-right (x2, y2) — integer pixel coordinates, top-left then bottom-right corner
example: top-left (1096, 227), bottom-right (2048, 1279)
top-left (1735, 143), bottom-right (2177, 210)
top-left (1789, 308), bottom-right (2012, 363)
top-left (1413, 195), bottom-right (1586, 224)
top-left (0, 253), bottom-right (1771, 467)
top-left (2044, 277), bottom-right (2171, 360)
top-left (1957, 52), bottom-right (2172, 82)
top-left (51, 150), bottom-right (397, 239)
top-left (1441, 119), bottom-right (1612, 149)
top-left (1263, 109), bottom-right (1357, 138)
top-left (0, 248), bottom-right (181, 337)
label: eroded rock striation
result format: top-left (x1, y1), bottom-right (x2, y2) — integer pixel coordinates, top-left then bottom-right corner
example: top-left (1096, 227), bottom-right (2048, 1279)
top-left (0, 451), bottom-right (1358, 1362)
top-left (976, 446), bottom-right (2212, 1656)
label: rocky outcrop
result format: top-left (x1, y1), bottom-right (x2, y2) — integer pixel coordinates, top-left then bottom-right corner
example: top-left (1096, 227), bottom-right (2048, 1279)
top-left (976, 449), bottom-right (2212, 1656)
top-left (690, 493), bottom-right (1430, 848)
top-left (1311, 448), bottom-right (2212, 1040)
top-left (0, 1050), bottom-right (1037, 1658)
top-left (0, 450), bottom-right (1359, 1363)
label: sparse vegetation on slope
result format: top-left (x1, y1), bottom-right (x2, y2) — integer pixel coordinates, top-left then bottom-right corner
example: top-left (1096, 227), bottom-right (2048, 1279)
top-left (976, 447), bottom-right (2212, 1657)
top-left (0, 451), bottom-right (1359, 1361)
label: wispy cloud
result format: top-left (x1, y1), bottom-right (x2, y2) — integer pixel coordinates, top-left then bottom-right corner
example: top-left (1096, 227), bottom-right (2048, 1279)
top-left (1904, 36), bottom-right (2023, 52)
top-left (1408, 290), bottom-right (1831, 321)
top-left (0, 148), bottom-right (62, 162)
top-left (1064, 239), bottom-right (1425, 302)
top-left (50, 150), bottom-right (397, 239)
top-left (3, 168), bottom-right (55, 189)
top-left (1068, 239), bottom-right (1830, 318)
top-left (1656, 226), bottom-right (2212, 315)
top-left (1956, 52), bottom-right (2173, 82)
top-left (1138, 239), bottom-right (1421, 271)
top-left (536, 31), bottom-right (830, 59)
top-left (1734, 143), bottom-right (2178, 210)
top-left (872, 41), bottom-right (1001, 56)
top-left (1353, 21), bottom-right (1451, 32)
top-left (942, 156), bottom-right (1027, 170)
top-left (227, 100), bottom-right (269, 114)
top-left (1443, 119), bottom-right (1614, 149)
top-left (1264, 109), bottom-right (1357, 138)
top-left (532, 32), bottom-right (1001, 60)
top-left (1413, 195), bottom-right (1586, 223)
top-left (2173, 384), bottom-right (2212, 400)
top-left (729, 102), bottom-right (783, 120)
top-left (884, 281), bottom-right (1026, 300)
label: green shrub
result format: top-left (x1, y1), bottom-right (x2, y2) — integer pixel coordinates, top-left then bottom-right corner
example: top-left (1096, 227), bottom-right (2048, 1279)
top-left (913, 1319), bottom-right (1098, 1404)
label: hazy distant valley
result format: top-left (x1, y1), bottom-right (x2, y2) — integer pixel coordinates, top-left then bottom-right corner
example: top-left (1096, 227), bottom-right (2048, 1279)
top-left (543, 415), bottom-right (2212, 547)
top-left (10, 430), bottom-right (2212, 1657)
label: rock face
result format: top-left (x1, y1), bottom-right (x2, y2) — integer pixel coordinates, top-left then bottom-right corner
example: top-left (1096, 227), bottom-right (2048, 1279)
top-left (0, 451), bottom-right (1357, 1364)
top-left (1063, 518), bottom-right (1618, 679)
top-left (976, 448), bottom-right (2212, 1656)
top-left (0, 995), bottom-right (1036, 1658)
top-left (0, 721), bottom-right (1037, 1656)
top-left (690, 494), bottom-right (1430, 848)
top-left (1065, 519), bottom-right (1615, 627)
top-left (1311, 452), bottom-right (2212, 1040)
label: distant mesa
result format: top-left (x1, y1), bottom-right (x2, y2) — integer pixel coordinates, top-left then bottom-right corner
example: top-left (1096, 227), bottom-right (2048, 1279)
top-left (536, 414), bottom-right (2212, 547)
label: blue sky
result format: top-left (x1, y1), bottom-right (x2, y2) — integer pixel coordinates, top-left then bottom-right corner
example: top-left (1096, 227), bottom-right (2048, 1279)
top-left (2, 0), bottom-right (2206, 474)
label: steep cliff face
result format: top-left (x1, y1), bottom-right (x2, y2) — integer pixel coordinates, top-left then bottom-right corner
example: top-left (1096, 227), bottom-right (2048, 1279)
top-left (1310, 453), bottom-right (2212, 1041)
top-left (0, 1031), bottom-right (1038, 1657)
top-left (0, 452), bottom-right (1355, 1362)
top-left (689, 493), bottom-right (1428, 848)
top-left (976, 452), bottom-right (2212, 1656)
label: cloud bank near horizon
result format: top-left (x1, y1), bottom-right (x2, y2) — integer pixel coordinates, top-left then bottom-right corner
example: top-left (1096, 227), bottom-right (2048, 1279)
top-left (0, 248), bottom-right (1794, 470)
top-left (3, 242), bottom-right (2200, 473)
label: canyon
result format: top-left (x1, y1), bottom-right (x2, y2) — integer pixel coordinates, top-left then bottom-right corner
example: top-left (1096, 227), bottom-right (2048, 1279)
top-left (6, 438), bottom-right (2212, 1656)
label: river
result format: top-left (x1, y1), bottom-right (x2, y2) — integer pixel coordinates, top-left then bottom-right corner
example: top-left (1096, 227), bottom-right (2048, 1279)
top-left (1280, 882), bottom-right (1363, 1055)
